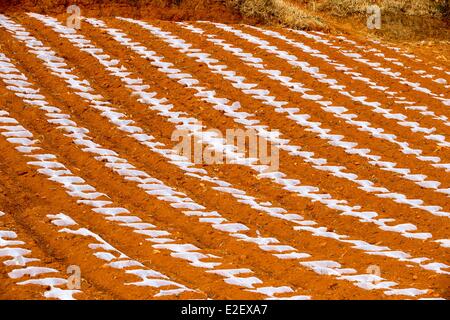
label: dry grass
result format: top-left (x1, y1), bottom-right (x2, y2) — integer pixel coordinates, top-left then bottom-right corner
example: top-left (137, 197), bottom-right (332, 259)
top-left (226, 0), bottom-right (326, 29)
top-left (317, 0), bottom-right (449, 17)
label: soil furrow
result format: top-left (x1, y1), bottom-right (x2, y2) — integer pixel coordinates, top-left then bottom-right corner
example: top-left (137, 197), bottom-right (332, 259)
top-left (0, 197), bottom-right (105, 299)
top-left (0, 109), bottom-right (284, 299)
top-left (324, 32), bottom-right (450, 87)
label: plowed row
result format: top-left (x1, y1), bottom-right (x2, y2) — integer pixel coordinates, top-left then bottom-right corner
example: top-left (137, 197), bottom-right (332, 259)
top-left (0, 13), bottom-right (448, 300)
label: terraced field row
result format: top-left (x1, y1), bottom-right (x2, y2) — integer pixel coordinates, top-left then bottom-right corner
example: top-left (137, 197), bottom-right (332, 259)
top-left (0, 13), bottom-right (448, 300)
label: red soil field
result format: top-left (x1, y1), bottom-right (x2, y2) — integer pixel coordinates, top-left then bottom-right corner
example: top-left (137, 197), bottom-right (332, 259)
top-left (0, 6), bottom-right (448, 300)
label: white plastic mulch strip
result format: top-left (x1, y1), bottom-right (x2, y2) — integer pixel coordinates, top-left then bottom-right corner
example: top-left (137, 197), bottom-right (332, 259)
top-left (0, 210), bottom-right (80, 299)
